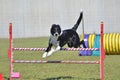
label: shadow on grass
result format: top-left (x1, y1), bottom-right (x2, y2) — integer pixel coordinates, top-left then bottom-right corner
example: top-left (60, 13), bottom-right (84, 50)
top-left (4, 76), bottom-right (9, 80)
top-left (41, 76), bottom-right (100, 80)
top-left (41, 76), bottom-right (73, 80)
top-left (6, 76), bottom-right (100, 80)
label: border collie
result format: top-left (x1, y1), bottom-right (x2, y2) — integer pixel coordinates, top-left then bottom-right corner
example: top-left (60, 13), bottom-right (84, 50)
top-left (42, 11), bottom-right (86, 58)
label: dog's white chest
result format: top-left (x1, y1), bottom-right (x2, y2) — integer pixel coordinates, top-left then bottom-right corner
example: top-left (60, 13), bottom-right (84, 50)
top-left (50, 36), bottom-right (59, 47)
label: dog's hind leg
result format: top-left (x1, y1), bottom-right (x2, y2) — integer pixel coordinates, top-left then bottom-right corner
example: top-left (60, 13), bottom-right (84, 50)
top-left (80, 40), bottom-right (86, 48)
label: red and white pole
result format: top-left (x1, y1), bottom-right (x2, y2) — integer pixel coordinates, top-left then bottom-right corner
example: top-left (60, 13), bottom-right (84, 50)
top-left (9, 23), bottom-right (13, 80)
top-left (100, 22), bottom-right (105, 80)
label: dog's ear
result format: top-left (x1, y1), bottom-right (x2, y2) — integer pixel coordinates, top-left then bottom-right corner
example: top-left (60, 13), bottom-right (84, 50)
top-left (56, 24), bottom-right (61, 33)
top-left (51, 24), bottom-right (56, 28)
top-left (56, 24), bottom-right (61, 29)
top-left (50, 24), bottom-right (56, 31)
top-left (50, 24), bottom-right (54, 35)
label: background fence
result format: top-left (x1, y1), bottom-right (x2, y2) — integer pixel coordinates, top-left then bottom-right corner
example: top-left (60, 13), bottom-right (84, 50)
top-left (0, 0), bottom-right (120, 38)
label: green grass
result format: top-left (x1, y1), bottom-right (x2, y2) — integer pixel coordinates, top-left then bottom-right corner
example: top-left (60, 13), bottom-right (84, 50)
top-left (0, 37), bottom-right (120, 80)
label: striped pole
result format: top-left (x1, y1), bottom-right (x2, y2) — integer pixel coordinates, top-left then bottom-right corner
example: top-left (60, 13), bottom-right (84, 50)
top-left (12, 48), bottom-right (99, 51)
top-left (12, 60), bottom-right (100, 64)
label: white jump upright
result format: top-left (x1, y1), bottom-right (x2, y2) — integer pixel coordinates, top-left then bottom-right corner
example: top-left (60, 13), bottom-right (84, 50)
top-left (8, 22), bottom-right (105, 80)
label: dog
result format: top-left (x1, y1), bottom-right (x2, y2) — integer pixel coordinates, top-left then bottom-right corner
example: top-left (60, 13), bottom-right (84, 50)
top-left (42, 11), bottom-right (86, 58)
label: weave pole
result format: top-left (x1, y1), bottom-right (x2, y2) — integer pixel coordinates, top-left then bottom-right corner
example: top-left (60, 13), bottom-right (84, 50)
top-left (8, 22), bottom-right (105, 80)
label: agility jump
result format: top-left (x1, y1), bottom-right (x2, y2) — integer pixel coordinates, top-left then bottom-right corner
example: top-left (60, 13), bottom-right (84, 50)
top-left (8, 22), bottom-right (105, 80)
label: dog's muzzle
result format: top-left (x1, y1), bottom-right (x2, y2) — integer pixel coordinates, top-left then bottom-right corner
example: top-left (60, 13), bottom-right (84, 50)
top-left (54, 33), bottom-right (59, 37)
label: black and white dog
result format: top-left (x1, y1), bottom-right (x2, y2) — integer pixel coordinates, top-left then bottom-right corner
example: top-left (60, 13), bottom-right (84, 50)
top-left (42, 11), bottom-right (86, 58)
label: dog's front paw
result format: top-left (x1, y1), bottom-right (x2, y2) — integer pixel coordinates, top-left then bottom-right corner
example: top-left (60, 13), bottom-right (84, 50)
top-left (42, 52), bottom-right (47, 58)
top-left (47, 49), bottom-right (55, 57)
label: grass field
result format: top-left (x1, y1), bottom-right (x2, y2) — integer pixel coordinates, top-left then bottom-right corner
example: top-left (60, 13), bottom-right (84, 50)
top-left (0, 37), bottom-right (120, 80)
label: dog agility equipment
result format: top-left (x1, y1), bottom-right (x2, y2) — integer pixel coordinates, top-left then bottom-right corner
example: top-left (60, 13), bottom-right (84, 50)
top-left (83, 33), bottom-right (120, 55)
top-left (8, 22), bottom-right (105, 80)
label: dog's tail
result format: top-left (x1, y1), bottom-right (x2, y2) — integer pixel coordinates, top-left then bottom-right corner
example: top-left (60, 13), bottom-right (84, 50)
top-left (72, 11), bottom-right (83, 31)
